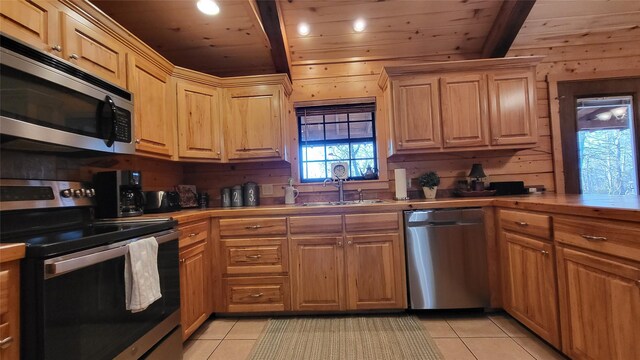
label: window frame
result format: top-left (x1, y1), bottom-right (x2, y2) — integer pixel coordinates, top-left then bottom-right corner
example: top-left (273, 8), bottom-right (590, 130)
top-left (297, 103), bottom-right (378, 183)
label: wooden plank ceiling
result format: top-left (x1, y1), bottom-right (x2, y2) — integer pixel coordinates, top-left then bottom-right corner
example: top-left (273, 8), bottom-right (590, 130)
top-left (91, 0), bottom-right (640, 77)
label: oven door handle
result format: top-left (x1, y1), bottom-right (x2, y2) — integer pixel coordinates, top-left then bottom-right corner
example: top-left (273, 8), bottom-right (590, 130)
top-left (45, 231), bottom-right (179, 277)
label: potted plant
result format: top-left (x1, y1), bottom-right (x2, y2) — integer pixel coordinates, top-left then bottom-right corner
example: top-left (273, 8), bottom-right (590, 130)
top-left (419, 171), bottom-right (440, 199)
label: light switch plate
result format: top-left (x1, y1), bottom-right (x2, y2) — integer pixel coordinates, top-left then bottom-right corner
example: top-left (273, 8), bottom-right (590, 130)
top-left (407, 178), bottom-right (412, 189)
top-left (261, 184), bottom-right (274, 195)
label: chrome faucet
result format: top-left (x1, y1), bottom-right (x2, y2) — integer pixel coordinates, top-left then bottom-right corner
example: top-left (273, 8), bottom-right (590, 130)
top-left (323, 178), bottom-right (345, 203)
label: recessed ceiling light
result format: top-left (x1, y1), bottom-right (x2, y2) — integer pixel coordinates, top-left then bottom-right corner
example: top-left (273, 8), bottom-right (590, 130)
top-left (353, 18), bottom-right (366, 32)
top-left (298, 22), bottom-right (310, 36)
top-left (197, 0), bottom-right (220, 16)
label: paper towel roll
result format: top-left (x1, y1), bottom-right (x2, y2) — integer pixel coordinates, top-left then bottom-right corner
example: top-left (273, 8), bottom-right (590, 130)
top-left (394, 168), bottom-right (408, 200)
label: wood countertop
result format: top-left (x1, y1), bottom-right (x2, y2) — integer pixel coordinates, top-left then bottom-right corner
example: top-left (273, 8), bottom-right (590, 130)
top-left (0, 243), bottom-right (26, 262)
top-left (145, 194), bottom-right (639, 223)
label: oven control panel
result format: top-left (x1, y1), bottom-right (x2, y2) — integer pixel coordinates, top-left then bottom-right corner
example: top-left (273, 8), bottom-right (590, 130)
top-left (0, 179), bottom-right (95, 210)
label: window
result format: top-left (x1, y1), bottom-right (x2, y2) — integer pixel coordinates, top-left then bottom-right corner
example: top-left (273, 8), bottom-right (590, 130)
top-left (297, 103), bottom-right (377, 182)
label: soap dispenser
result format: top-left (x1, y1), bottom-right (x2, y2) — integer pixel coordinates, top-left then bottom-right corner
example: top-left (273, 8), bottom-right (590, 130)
top-left (284, 178), bottom-right (299, 204)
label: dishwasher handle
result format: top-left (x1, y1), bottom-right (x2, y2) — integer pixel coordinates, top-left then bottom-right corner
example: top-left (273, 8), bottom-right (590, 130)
top-left (406, 220), bottom-right (483, 227)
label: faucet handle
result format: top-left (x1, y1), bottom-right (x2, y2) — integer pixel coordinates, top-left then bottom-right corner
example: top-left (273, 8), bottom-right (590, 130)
top-left (323, 178), bottom-right (333, 187)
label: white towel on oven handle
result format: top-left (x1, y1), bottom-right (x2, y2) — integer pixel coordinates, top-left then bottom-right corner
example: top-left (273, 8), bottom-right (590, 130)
top-left (125, 236), bottom-right (162, 313)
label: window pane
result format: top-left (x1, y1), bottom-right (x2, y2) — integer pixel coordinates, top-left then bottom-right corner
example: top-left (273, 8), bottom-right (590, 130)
top-left (302, 145), bottom-right (326, 161)
top-left (349, 122), bottom-right (373, 138)
top-left (325, 114), bottom-right (347, 123)
top-left (576, 96), bottom-right (638, 195)
top-left (326, 123), bottom-right (349, 140)
top-left (327, 144), bottom-right (350, 160)
top-left (301, 124), bottom-right (324, 141)
top-left (301, 115), bottom-right (323, 124)
top-left (351, 142), bottom-right (375, 159)
top-left (349, 112), bottom-right (372, 121)
top-left (306, 162), bottom-right (327, 179)
top-left (351, 159), bottom-right (375, 178)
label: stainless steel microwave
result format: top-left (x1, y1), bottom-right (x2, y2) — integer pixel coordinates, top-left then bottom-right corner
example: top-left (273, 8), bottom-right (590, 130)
top-left (0, 34), bottom-right (135, 154)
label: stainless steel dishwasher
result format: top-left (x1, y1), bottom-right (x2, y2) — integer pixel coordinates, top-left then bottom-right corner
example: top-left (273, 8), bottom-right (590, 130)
top-left (404, 208), bottom-right (489, 309)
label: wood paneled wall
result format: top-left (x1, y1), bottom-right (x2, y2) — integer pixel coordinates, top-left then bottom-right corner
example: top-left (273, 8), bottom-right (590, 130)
top-left (184, 39), bottom-right (640, 202)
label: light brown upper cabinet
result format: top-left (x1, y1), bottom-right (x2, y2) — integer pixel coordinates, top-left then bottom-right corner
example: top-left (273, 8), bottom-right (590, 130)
top-left (127, 54), bottom-right (175, 158)
top-left (62, 14), bottom-right (127, 88)
top-left (488, 70), bottom-right (538, 145)
top-left (0, 0), bottom-right (61, 55)
top-left (379, 57), bottom-right (543, 156)
top-left (390, 77), bottom-right (442, 151)
top-left (440, 73), bottom-right (489, 148)
top-left (176, 81), bottom-right (223, 160)
top-left (224, 85), bottom-right (288, 161)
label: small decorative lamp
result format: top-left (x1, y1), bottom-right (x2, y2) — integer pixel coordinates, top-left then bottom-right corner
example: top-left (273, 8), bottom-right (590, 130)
top-left (468, 163), bottom-right (487, 191)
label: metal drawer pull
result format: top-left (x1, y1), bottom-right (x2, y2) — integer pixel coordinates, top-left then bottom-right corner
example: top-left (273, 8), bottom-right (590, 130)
top-left (0, 336), bottom-right (13, 349)
top-left (249, 293), bottom-right (264, 298)
top-left (245, 254), bottom-right (262, 259)
top-left (540, 250), bottom-right (549, 255)
top-left (515, 221), bottom-right (528, 226)
top-left (245, 225), bottom-right (262, 230)
top-left (581, 234), bottom-right (607, 241)
top-left (188, 232), bottom-right (199, 237)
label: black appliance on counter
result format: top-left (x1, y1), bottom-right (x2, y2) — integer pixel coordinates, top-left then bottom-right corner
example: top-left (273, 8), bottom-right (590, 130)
top-left (0, 179), bottom-right (182, 360)
top-left (144, 191), bottom-right (181, 213)
top-left (94, 170), bottom-right (145, 218)
top-left (488, 181), bottom-right (528, 196)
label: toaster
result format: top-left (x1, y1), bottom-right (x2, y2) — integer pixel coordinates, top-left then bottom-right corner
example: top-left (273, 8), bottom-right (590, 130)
top-left (144, 191), bottom-right (181, 213)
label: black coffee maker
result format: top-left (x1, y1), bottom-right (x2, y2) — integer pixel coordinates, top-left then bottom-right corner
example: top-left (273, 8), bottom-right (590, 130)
top-left (93, 170), bottom-right (145, 218)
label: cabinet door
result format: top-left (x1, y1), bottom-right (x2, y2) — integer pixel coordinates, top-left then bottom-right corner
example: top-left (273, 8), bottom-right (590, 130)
top-left (290, 236), bottom-right (344, 311)
top-left (176, 81), bottom-right (222, 160)
top-left (488, 71), bottom-right (538, 145)
top-left (345, 233), bottom-right (404, 310)
top-left (503, 232), bottom-right (560, 347)
top-left (179, 242), bottom-right (208, 340)
top-left (440, 74), bottom-right (489, 148)
top-left (0, 260), bottom-right (20, 360)
top-left (127, 54), bottom-right (174, 157)
top-left (225, 86), bottom-right (283, 160)
top-left (0, 0), bottom-right (60, 55)
top-left (391, 77), bottom-right (442, 151)
top-left (62, 14), bottom-right (126, 87)
top-left (556, 247), bottom-right (640, 360)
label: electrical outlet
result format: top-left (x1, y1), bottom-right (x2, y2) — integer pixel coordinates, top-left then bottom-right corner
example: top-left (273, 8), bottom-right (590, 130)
top-left (261, 184), bottom-right (274, 195)
top-left (407, 178), bottom-right (412, 189)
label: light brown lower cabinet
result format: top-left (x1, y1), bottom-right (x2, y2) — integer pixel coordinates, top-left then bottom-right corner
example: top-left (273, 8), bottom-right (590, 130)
top-left (0, 259), bottom-right (20, 360)
top-left (178, 219), bottom-right (211, 340)
top-left (223, 276), bottom-right (290, 312)
top-left (556, 246), bottom-right (640, 360)
top-left (502, 231), bottom-right (560, 347)
top-left (179, 242), bottom-right (208, 340)
top-left (290, 231), bottom-right (405, 312)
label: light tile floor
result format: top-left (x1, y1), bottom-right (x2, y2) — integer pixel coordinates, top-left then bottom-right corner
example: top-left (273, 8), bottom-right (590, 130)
top-left (183, 312), bottom-right (567, 360)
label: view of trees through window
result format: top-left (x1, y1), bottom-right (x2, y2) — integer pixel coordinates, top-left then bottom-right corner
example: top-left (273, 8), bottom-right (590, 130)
top-left (297, 103), bottom-right (377, 182)
top-left (576, 96), bottom-right (638, 195)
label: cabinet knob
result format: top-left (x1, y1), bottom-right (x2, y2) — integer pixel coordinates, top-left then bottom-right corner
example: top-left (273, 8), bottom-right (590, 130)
top-left (0, 336), bottom-right (13, 349)
top-left (515, 221), bottom-right (528, 226)
top-left (216, 151), bottom-right (221, 155)
top-left (493, 138), bottom-right (499, 141)
top-left (51, 44), bottom-right (62, 52)
top-left (188, 232), bottom-right (198, 237)
top-left (70, 53), bottom-right (79, 60)
top-left (275, 148), bottom-right (280, 153)
top-left (347, 240), bottom-right (352, 245)
top-left (135, 138), bottom-right (141, 144)
top-left (398, 142), bottom-right (403, 146)
top-left (179, 258), bottom-right (185, 263)
top-left (540, 250), bottom-right (549, 255)
top-left (337, 241), bottom-right (343, 247)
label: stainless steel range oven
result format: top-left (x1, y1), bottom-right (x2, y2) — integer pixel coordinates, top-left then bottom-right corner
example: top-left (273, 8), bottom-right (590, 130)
top-left (0, 179), bottom-right (182, 360)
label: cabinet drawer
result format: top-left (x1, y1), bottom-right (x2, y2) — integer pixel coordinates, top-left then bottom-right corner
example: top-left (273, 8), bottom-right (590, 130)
top-left (221, 238), bottom-right (287, 275)
top-left (289, 215), bottom-right (342, 234)
top-left (179, 220), bottom-right (209, 248)
top-left (219, 217), bottom-right (287, 237)
top-left (500, 209), bottom-right (551, 239)
top-left (345, 213), bottom-right (399, 233)
top-left (554, 216), bottom-right (640, 261)
top-left (223, 277), bottom-right (290, 312)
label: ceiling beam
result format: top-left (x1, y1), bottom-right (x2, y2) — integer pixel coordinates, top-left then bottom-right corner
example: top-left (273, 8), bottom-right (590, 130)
top-left (254, 0), bottom-right (291, 78)
top-left (481, 0), bottom-right (536, 58)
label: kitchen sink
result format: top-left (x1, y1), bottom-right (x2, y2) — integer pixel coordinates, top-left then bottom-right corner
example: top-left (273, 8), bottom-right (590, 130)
top-left (301, 199), bottom-right (386, 206)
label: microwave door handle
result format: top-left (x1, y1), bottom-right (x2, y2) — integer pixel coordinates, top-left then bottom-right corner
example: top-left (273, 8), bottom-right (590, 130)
top-left (100, 95), bottom-right (117, 147)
